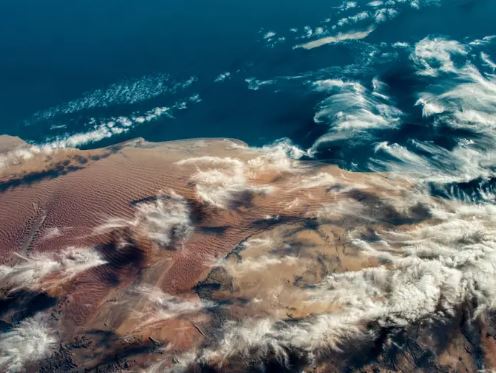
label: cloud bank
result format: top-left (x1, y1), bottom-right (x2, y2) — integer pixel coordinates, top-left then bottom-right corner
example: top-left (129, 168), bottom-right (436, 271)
top-left (0, 315), bottom-right (57, 372)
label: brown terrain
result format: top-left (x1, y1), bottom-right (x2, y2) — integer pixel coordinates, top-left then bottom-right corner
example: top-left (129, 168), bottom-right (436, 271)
top-left (0, 135), bottom-right (495, 372)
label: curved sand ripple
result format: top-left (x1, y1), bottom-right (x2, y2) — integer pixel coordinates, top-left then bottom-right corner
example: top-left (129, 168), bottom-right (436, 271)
top-left (0, 136), bottom-right (495, 372)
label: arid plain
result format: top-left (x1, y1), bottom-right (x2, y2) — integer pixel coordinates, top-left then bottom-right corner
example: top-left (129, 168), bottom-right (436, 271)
top-left (1, 135), bottom-right (496, 372)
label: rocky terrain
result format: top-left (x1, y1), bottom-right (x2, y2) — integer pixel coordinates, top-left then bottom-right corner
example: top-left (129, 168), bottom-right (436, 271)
top-left (0, 136), bottom-right (495, 372)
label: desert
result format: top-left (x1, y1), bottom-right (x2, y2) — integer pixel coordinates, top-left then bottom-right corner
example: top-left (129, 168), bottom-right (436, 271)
top-left (0, 135), bottom-right (495, 372)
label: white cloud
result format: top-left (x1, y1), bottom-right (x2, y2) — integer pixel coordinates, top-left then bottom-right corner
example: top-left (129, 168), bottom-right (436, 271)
top-left (310, 78), bottom-right (402, 150)
top-left (286, 0), bottom-right (439, 53)
top-left (0, 315), bottom-right (57, 372)
top-left (336, 11), bottom-right (370, 27)
top-left (32, 75), bottom-right (197, 122)
top-left (189, 195), bottom-right (496, 369)
top-left (291, 172), bottom-right (336, 190)
top-left (177, 156), bottom-right (273, 209)
top-left (247, 139), bottom-right (308, 175)
top-left (481, 52), bottom-right (496, 71)
top-left (135, 194), bottom-right (192, 247)
top-left (40, 227), bottom-right (64, 241)
top-left (0, 145), bottom-right (50, 170)
top-left (411, 37), bottom-right (467, 76)
top-left (222, 254), bottom-right (299, 276)
top-left (416, 64), bottom-right (496, 131)
top-left (44, 103), bottom-right (179, 149)
top-left (122, 286), bottom-right (213, 330)
top-left (214, 72), bottom-right (232, 83)
top-left (370, 139), bottom-right (496, 185)
top-left (361, 37), bottom-right (496, 188)
top-left (146, 351), bottom-right (198, 373)
top-left (176, 140), bottom-right (309, 209)
top-left (96, 190), bottom-right (192, 248)
top-left (0, 247), bottom-right (106, 293)
top-left (245, 77), bottom-right (274, 90)
top-left (263, 31), bottom-right (277, 40)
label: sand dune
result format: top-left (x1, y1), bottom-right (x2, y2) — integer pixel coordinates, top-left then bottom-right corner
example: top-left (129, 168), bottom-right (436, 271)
top-left (0, 136), bottom-right (494, 372)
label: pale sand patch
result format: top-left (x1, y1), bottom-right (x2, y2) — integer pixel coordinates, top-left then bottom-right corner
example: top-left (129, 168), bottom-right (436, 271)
top-left (295, 28), bottom-right (375, 50)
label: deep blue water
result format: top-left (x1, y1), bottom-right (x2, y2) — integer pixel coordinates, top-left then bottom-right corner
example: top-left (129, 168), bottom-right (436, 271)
top-left (1, 0), bottom-right (496, 200)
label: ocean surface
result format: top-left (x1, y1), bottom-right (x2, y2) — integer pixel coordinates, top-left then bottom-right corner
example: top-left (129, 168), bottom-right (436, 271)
top-left (1, 0), bottom-right (496, 200)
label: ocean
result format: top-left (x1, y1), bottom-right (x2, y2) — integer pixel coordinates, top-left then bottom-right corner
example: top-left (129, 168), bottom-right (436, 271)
top-left (1, 0), bottom-right (496, 200)
top-left (3, 2), bottom-right (496, 371)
